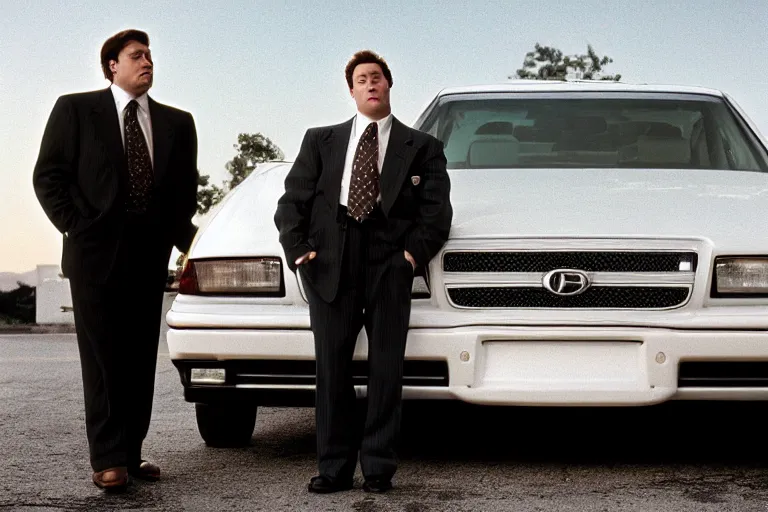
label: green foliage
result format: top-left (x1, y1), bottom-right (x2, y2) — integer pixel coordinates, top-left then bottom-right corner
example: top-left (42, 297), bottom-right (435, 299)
top-left (0, 283), bottom-right (36, 324)
top-left (196, 172), bottom-right (226, 216)
top-left (225, 133), bottom-right (285, 190)
top-left (195, 133), bottom-right (283, 216)
top-left (513, 43), bottom-right (621, 82)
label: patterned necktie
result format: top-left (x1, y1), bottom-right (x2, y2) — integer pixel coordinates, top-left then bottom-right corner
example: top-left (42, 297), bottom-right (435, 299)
top-left (124, 99), bottom-right (153, 213)
top-left (347, 121), bottom-right (380, 221)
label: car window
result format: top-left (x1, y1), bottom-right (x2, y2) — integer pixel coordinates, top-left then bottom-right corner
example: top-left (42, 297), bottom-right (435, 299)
top-left (417, 92), bottom-right (768, 171)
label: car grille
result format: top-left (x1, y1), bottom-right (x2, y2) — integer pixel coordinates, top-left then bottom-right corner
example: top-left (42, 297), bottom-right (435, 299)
top-left (448, 286), bottom-right (690, 309)
top-left (442, 249), bottom-right (697, 310)
top-left (443, 251), bottom-right (697, 273)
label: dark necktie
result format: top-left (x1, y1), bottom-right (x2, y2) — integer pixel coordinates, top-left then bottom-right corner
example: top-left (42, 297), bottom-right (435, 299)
top-left (124, 99), bottom-right (153, 213)
top-left (347, 121), bottom-right (380, 222)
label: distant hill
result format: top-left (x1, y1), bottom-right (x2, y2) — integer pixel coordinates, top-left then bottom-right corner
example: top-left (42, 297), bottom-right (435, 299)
top-left (0, 271), bottom-right (37, 292)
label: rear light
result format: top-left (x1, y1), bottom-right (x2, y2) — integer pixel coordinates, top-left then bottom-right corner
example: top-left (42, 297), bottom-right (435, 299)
top-left (178, 258), bottom-right (284, 296)
top-left (178, 259), bottom-right (199, 294)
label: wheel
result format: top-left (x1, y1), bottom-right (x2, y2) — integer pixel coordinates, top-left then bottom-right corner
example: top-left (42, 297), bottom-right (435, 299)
top-left (195, 403), bottom-right (257, 447)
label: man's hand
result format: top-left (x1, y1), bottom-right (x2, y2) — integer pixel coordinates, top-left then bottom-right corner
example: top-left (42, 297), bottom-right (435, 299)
top-left (404, 250), bottom-right (416, 270)
top-left (295, 251), bottom-right (317, 266)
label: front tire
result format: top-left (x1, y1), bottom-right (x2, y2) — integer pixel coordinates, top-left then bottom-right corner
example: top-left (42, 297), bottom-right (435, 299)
top-left (195, 403), bottom-right (257, 447)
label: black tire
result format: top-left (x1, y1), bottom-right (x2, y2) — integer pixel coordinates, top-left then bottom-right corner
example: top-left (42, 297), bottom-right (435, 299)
top-left (195, 403), bottom-right (257, 448)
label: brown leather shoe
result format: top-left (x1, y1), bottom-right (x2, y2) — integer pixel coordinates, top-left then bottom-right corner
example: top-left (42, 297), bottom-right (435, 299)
top-left (92, 467), bottom-right (128, 492)
top-left (129, 460), bottom-right (160, 481)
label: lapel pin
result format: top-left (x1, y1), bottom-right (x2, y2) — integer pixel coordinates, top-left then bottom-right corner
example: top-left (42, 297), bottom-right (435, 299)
top-left (411, 176), bottom-right (421, 186)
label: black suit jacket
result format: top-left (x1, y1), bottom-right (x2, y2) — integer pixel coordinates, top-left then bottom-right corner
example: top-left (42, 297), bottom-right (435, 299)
top-left (33, 88), bottom-right (199, 283)
top-left (274, 115), bottom-right (453, 303)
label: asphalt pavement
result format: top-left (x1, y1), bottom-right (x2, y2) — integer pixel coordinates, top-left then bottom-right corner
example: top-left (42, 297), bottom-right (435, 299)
top-left (3, 330), bottom-right (768, 511)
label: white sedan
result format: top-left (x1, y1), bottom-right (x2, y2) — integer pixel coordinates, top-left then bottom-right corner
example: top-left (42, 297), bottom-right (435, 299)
top-left (167, 80), bottom-right (768, 447)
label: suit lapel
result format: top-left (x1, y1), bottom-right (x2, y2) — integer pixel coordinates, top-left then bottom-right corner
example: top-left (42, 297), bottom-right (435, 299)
top-left (148, 97), bottom-right (174, 183)
top-left (380, 117), bottom-right (415, 216)
top-left (91, 89), bottom-right (127, 175)
top-left (320, 117), bottom-right (353, 211)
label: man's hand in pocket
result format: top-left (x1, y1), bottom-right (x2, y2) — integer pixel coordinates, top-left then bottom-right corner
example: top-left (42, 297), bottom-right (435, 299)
top-left (295, 251), bottom-right (317, 266)
top-left (404, 250), bottom-right (416, 270)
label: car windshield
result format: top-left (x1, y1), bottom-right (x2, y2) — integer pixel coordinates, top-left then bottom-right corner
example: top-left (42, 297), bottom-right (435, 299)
top-left (417, 92), bottom-right (768, 171)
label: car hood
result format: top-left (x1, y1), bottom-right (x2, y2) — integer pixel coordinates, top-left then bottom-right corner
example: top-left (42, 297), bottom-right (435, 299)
top-left (191, 165), bottom-right (768, 259)
top-left (447, 168), bottom-right (768, 247)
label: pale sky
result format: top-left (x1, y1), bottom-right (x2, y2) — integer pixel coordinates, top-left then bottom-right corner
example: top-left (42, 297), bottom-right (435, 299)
top-left (2, 0), bottom-right (767, 272)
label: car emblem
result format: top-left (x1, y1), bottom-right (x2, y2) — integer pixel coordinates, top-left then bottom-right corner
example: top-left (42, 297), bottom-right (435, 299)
top-left (411, 176), bottom-right (421, 185)
top-left (542, 269), bottom-right (590, 296)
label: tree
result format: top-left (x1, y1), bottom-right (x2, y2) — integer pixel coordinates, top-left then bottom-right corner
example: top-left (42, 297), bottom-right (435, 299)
top-left (512, 43), bottom-right (621, 82)
top-left (194, 132), bottom-right (284, 216)
top-left (0, 282), bottom-right (36, 324)
top-left (196, 172), bottom-right (225, 216)
top-left (224, 133), bottom-right (285, 190)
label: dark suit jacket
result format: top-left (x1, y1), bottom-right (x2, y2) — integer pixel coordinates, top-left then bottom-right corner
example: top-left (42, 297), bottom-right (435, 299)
top-left (32, 88), bottom-right (199, 283)
top-left (274, 115), bottom-right (453, 303)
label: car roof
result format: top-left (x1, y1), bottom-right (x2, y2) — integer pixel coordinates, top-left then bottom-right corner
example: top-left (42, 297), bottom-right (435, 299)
top-left (433, 80), bottom-right (725, 97)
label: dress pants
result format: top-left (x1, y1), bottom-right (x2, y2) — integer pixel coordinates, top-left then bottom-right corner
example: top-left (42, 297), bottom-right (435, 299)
top-left (304, 206), bottom-right (415, 482)
top-left (68, 213), bottom-right (171, 472)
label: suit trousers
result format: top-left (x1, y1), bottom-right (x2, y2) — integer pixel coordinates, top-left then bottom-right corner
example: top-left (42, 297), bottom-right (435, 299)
top-left (303, 206), bottom-right (415, 482)
top-left (68, 213), bottom-right (171, 472)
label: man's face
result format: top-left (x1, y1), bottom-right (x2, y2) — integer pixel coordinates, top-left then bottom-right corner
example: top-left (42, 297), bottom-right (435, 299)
top-left (110, 40), bottom-right (153, 96)
top-left (349, 63), bottom-right (391, 119)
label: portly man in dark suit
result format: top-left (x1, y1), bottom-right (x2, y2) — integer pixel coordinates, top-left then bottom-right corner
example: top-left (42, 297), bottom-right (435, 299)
top-left (274, 50), bottom-right (452, 494)
top-left (32, 29), bottom-right (199, 492)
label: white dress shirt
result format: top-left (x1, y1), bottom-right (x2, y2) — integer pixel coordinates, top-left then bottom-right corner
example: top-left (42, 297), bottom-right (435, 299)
top-left (110, 83), bottom-right (154, 167)
top-left (339, 111), bottom-right (393, 206)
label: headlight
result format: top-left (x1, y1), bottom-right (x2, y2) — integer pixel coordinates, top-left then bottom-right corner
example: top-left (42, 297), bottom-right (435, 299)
top-left (412, 275), bottom-right (430, 299)
top-left (179, 258), bottom-right (284, 296)
top-left (713, 257), bottom-right (768, 295)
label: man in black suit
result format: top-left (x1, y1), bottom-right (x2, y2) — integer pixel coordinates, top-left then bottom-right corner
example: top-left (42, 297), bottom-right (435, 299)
top-left (274, 50), bottom-right (452, 494)
top-left (32, 29), bottom-right (199, 492)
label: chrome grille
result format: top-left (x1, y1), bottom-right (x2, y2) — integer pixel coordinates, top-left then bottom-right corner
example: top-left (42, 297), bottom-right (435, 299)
top-left (443, 251), bottom-right (697, 273)
top-left (448, 286), bottom-right (690, 309)
top-left (442, 248), bottom-right (697, 310)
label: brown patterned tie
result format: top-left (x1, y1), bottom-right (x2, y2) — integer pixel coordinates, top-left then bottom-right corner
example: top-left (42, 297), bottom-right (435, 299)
top-left (124, 99), bottom-right (153, 213)
top-left (347, 121), bottom-right (379, 221)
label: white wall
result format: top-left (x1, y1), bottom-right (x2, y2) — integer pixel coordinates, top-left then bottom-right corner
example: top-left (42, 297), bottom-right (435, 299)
top-left (35, 265), bottom-right (74, 325)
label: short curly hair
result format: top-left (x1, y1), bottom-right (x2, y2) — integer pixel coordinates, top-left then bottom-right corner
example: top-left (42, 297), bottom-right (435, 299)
top-left (345, 50), bottom-right (392, 89)
top-left (100, 29), bottom-right (149, 81)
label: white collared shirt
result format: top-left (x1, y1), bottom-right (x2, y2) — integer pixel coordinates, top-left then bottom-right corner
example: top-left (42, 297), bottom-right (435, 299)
top-left (110, 83), bottom-right (154, 166)
top-left (339, 111), bottom-right (393, 206)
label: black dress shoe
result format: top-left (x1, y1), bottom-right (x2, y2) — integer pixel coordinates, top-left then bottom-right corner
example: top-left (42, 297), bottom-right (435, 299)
top-left (307, 475), bottom-right (353, 494)
top-left (363, 478), bottom-right (393, 493)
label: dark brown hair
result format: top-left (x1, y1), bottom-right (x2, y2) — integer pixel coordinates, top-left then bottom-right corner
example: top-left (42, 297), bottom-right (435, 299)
top-left (345, 50), bottom-right (392, 89)
top-left (100, 29), bottom-right (150, 81)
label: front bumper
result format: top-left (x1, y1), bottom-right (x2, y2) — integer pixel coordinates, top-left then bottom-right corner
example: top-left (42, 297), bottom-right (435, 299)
top-left (167, 325), bottom-right (768, 406)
